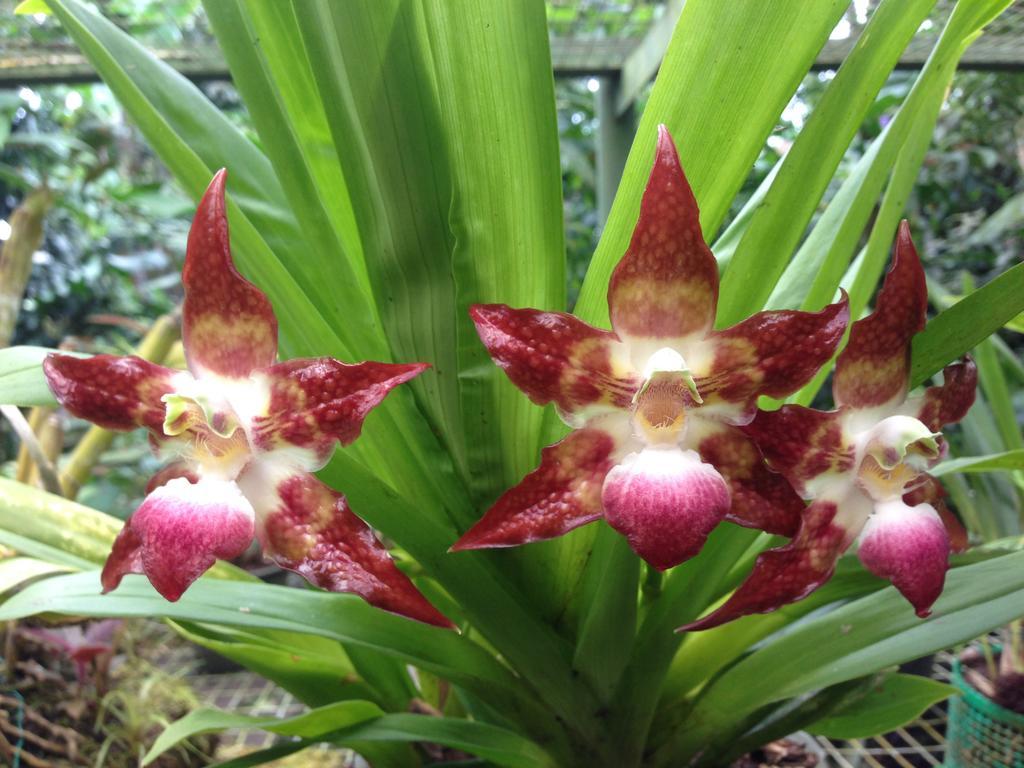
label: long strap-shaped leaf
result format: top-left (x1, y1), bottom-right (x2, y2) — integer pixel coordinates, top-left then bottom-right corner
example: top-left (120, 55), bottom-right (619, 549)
top-left (143, 700), bottom-right (558, 768)
top-left (716, 0), bottom-right (935, 325)
top-left (661, 550), bottom-right (1024, 765)
top-left (771, 0), bottom-right (1014, 315)
top-left (572, 0), bottom-right (848, 330)
top-left (0, 571), bottom-right (561, 741)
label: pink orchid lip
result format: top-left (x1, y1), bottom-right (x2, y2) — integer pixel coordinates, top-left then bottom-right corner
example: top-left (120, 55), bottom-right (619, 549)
top-left (602, 447), bottom-right (731, 571)
top-left (857, 499), bottom-right (950, 617)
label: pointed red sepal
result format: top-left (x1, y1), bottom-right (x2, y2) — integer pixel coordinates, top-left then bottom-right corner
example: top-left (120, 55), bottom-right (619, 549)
top-left (857, 499), bottom-right (950, 617)
top-left (607, 126), bottom-right (718, 343)
top-left (904, 475), bottom-right (968, 553)
top-left (742, 405), bottom-right (855, 497)
top-left (44, 353), bottom-right (178, 434)
top-left (602, 447), bottom-right (731, 570)
top-left (834, 221), bottom-right (927, 409)
top-left (101, 477), bottom-right (255, 602)
top-left (252, 357), bottom-right (429, 461)
top-left (678, 499), bottom-right (852, 632)
top-left (698, 294), bottom-right (849, 410)
top-left (692, 421), bottom-right (804, 537)
top-left (469, 304), bottom-right (638, 417)
top-left (253, 472), bottom-right (452, 628)
top-left (912, 358), bottom-right (978, 432)
top-left (451, 427), bottom-right (618, 551)
top-left (182, 170), bottom-right (279, 380)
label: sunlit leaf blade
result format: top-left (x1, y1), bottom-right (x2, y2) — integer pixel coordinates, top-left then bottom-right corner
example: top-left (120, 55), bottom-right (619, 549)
top-left (931, 449), bottom-right (1024, 477)
top-left (0, 346), bottom-right (82, 406)
top-left (911, 261), bottom-right (1024, 386)
top-left (145, 701), bottom-right (557, 768)
top-left (718, 0), bottom-right (935, 325)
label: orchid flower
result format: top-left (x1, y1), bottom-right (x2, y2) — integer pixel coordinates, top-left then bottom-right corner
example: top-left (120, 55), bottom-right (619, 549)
top-left (451, 127), bottom-right (850, 570)
top-left (681, 222), bottom-right (976, 631)
top-left (23, 619), bottom-right (121, 684)
top-left (44, 171), bottom-right (450, 627)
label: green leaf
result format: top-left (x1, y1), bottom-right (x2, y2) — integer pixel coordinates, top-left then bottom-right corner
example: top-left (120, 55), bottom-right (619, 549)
top-left (807, 673), bottom-right (956, 740)
top-left (717, 0), bottom-right (935, 324)
top-left (0, 570), bottom-right (564, 751)
top-left (574, 1), bottom-right (848, 330)
top-left (931, 449), bottom-right (1024, 477)
top-left (669, 550), bottom-right (1024, 762)
top-left (910, 261), bottom-right (1024, 386)
top-left (771, 0), bottom-right (1010, 315)
top-left (146, 702), bottom-right (556, 768)
top-left (144, 701), bottom-right (384, 766)
top-left (0, 346), bottom-right (85, 406)
top-left (0, 557), bottom-right (70, 595)
top-left (14, 0), bottom-right (49, 13)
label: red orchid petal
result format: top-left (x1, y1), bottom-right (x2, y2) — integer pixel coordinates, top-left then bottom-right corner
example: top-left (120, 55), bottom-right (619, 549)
top-left (679, 498), bottom-right (855, 632)
top-left (182, 170), bottom-right (278, 380)
top-left (912, 358), bottom-right (978, 432)
top-left (247, 470), bottom-right (451, 628)
top-left (451, 427), bottom-right (619, 551)
top-left (101, 477), bottom-right (255, 602)
top-left (692, 420), bottom-right (804, 537)
top-left (602, 447), bottom-right (731, 570)
top-left (697, 294), bottom-right (849, 410)
top-left (145, 462), bottom-right (200, 494)
top-left (857, 500), bottom-right (949, 617)
top-left (834, 221), bottom-right (927, 409)
top-left (743, 405), bottom-right (855, 496)
top-left (469, 304), bottom-right (638, 417)
top-left (44, 353), bottom-right (178, 433)
top-left (607, 125), bottom-right (718, 343)
top-left (251, 358), bottom-right (428, 462)
top-left (904, 475), bottom-right (968, 553)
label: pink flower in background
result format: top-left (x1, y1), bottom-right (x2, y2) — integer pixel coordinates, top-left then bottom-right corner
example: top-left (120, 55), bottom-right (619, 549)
top-left (681, 223), bottom-right (976, 631)
top-left (45, 171), bottom-right (450, 627)
top-left (452, 127), bottom-right (849, 570)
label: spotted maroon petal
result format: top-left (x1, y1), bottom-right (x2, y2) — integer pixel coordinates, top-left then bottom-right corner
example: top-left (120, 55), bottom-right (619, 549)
top-left (857, 499), bottom-right (950, 617)
top-left (44, 353), bottom-right (178, 433)
top-left (469, 303), bottom-right (638, 417)
top-left (911, 358), bottom-right (978, 432)
top-left (182, 170), bottom-right (278, 380)
top-left (451, 427), bottom-right (619, 551)
top-left (697, 294), bottom-right (849, 412)
top-left (101, 477), bottom-right (255, 602)
top-left (904, 475), bottom-right (968, 553)
top-left (607, 125), bottom-right (718, 343)
top-left (602, 447), bottom-right (731, 570)
top-left (251, 358), bottom-right (428, 462)
top-left (743, 405), bottom-right (855, 496)
top-left (678, 499), bottom-right (853, 632)
top-left (244, 469), bottom-right (451, 628)
top-left (691, 420), bottom-right (804, 537)
top-left (833, 221), bottom-right (927, 409)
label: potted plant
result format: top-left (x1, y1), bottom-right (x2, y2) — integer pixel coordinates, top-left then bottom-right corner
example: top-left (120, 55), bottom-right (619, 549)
top-left (0, 2), bottom-right (1023, 766)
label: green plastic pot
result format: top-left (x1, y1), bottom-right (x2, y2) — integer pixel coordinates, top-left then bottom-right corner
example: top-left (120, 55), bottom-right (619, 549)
top-left (947, 656), bottom-right (1024, 767)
